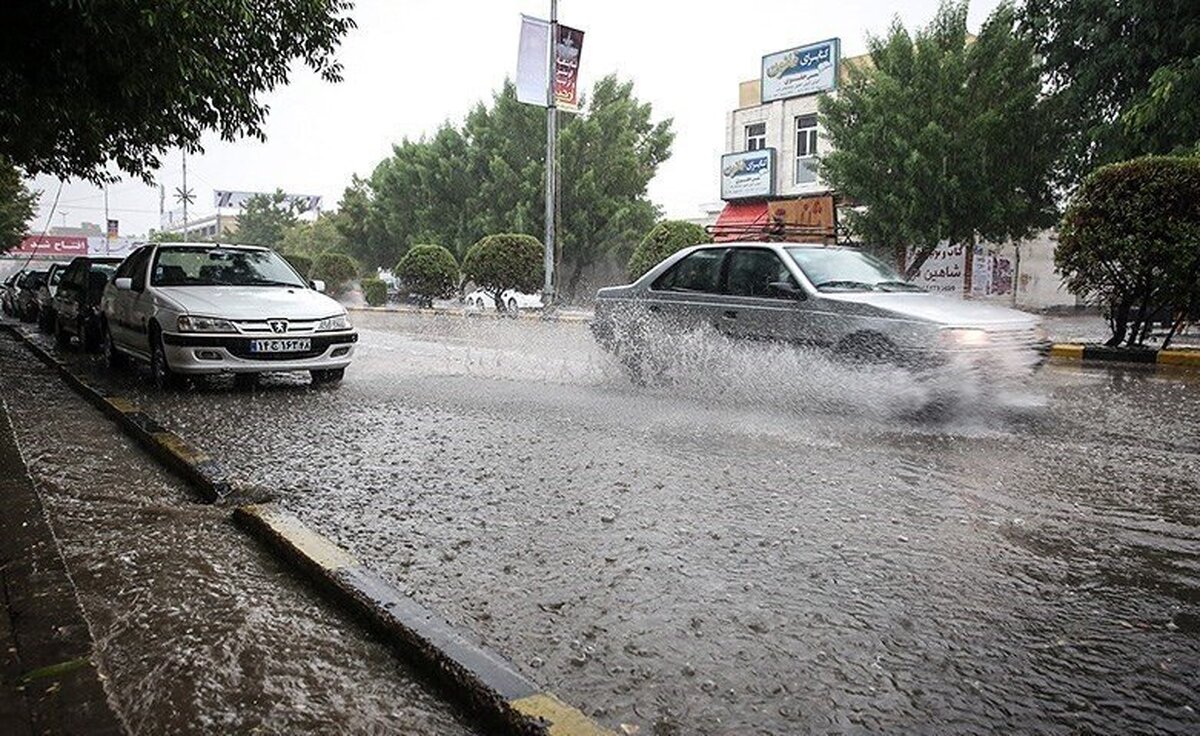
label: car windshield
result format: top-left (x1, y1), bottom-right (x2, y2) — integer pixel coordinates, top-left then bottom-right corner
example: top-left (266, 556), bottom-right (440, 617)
top-left (786, 247), bottom-right (923, 292)
top-left (151, 247), bottom-right (307, 288)
top-left (49, 268), bottom-right (64, 286)
top-left (92, 263), bottom-right (119, 278)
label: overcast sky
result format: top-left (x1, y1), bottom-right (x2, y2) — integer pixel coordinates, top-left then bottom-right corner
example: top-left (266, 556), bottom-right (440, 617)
top-left (30, 0), bottom-right (1002, 237)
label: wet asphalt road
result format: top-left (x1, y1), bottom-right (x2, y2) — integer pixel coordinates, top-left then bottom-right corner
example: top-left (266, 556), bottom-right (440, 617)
top-left (16, 311), bottom-right (1200, 734)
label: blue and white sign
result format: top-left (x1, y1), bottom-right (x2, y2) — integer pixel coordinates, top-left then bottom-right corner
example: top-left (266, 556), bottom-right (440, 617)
top-left (761, 38), bottom-right (839, 102)
top-left (721, 149), bottom-right (776, 201)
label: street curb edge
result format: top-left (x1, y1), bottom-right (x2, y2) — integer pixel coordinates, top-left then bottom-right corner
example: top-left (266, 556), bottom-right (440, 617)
top-left (0, 324), bottom-right (229, 502)
top-left (1048, 342), bottom-right (1200, 368)
top-left (233, 503), bottom-right (615, 736)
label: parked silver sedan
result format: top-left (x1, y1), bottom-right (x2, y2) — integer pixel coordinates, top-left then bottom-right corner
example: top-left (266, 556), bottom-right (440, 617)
top-left (591, 242), bottom-right (1048, 381)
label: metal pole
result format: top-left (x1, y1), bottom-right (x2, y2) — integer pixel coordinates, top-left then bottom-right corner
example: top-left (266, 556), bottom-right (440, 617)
top-left (103, 185), bottom-right (110, 255)
top-left (181, 151), bottom-right (189, 240)
top-left (543, 0), bottom-right (557, 307)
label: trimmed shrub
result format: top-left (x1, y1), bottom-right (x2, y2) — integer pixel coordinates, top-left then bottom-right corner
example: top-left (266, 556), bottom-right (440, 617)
top-left (360, 277), bottom-right (388, 307)
top-left (284, 253), bottom-right (313, 280)
top-left (395, 244), bottom-right (459, 308)
top-left (627, 220), bottom-right (709, 280)
top-left (311, 252), bottom-right (359, 295)
top-left (1057, 156), bottom-right (1200, 348)
top-left (461, 233), bottom-right (542, 312)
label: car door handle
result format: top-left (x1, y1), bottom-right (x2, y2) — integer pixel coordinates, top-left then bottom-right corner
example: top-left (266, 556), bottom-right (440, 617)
top-left (722, 310), bottom-right (738, 319)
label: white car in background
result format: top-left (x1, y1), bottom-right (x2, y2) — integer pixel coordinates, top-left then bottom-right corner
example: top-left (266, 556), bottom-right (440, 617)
top-left (100, 242), bottom-right (358, 388)
top-left (464, 288), bottom-right (544, 312)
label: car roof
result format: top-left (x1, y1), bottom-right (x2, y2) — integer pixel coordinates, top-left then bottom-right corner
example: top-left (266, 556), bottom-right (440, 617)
top-left (152, 241), bottom-right (269, 251)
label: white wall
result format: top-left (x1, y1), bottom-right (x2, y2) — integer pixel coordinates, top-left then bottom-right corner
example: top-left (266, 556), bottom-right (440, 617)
top-left (728, 95), bottom-right (830, 198)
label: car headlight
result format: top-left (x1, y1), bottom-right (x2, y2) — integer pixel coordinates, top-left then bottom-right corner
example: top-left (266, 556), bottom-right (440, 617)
top-left (177, 315), bottom-right (237, 333)
top-left (940, 327), bottom-right (989, 348)
top-left (316, 313), bottom-right (351, 332)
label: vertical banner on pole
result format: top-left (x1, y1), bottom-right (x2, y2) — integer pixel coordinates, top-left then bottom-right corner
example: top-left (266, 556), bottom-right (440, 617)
top-left (554, 25), bottom-right (584, 112)
top-left (516, 15), bottom-right (550, 106)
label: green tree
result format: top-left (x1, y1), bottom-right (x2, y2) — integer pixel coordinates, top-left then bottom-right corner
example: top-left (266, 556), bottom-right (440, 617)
top-left (0, 1), bottom-right (354, 183)
top-left (360, 277), bottom-right (388, 307)
top-left (1056, 156), bottom-right (1200, 348)
top-left (627, 220), bottom-right (709, 279)
top-left (819, 1), bottom-right (1058, 276)
top-left (280, 214), bottom-right (347, 257)
top-left (1022, 0), bottom-right (1200, 186)
top-left (237, 191), bottom-right (298, 249)
top-left (340, 76), bottom-right (673, 299)
top-left (312, 252), bottom-right (359, 296)
top-left (461, 233), bottom-right (542, 313)
top-left (0, 158), bottom-right (37, 253)
top-left (284, 254), bottom-right (314, 280)
top-left (395, 244), bottom-right (459, 308)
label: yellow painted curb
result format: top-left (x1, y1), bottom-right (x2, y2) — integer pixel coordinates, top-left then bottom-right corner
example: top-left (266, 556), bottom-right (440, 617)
top-left (152, 431), bottom-right (212, 466)
top-left (1156, 350), bottom-right (1200, 367)
top-left (239, 504), bottom-right (359, 571)
top-left (510, 693), bottom-right (616, 736)
top-left (1049, 344), bottom-right (1084, 360)
top-left (106, 396), bottom-right (140, 414)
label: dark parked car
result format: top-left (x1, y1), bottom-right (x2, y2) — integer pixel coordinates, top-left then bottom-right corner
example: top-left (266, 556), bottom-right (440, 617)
top-left (35, 262), bottom-right (69, 332)
top-left (1, 269), bottom-right (25, 316)
top-left (14, 270), bottom-right (48, 323)
top-left (52, 257), bottom-right (123, 351)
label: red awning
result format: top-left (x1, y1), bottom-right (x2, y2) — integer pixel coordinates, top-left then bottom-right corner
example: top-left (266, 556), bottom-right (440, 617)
top-left (710, 201), bottom-right (770, 241)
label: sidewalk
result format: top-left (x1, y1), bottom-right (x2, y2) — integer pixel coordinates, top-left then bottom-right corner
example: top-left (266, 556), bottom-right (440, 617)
top-left (0, 399), bottom-right (124, 736)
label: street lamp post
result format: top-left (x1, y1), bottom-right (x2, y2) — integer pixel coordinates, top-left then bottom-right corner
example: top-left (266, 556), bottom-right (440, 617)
top-left (543, 0), bottom-right (558, 309)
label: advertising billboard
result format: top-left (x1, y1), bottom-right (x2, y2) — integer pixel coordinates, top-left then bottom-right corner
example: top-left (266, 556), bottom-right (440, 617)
top-left (761, 38), bottom-right (839, 103)
top-left (10, 235), bottom-right (89, 257)
top-left (721, 149), bottom-right (776, 201)
top-left (213, 190), bottom-right (322, 212)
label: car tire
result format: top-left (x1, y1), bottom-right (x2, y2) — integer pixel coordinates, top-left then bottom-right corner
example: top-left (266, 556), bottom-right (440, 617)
top-left (149, 327), bottom-right (184, 390)
top-left (81, 319), bottom-right (101, 353)
top-left (37, 309), bottom-right (51, 333)
top-left (102, 321), bottom-right (127, 369)
top-left (835, 332), bottom-right (900, 366)
top-left (54, 315), bottom-right (70, 347)
top-left (310, 368), bottom-right (345, 385)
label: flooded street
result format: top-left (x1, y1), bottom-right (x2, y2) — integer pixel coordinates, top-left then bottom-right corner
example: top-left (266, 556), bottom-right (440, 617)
top-left (15, 312), bottom-right (1200, 734)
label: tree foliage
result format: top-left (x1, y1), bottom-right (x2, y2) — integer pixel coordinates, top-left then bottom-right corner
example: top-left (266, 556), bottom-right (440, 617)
top-left (1022, 0), bottom-right (1200, 186)
top-left (627, 220), bottom-right (709, 279)
top-left (338, 76), bottom-right (673, 299)
top-left (394, 244), bottom-right (459, 308)
top-left (237, 191), bottom-right (298, 249)
top-left (461, 234), bottom-right (542, 312)
top-left (360, 277), bottom-right (388, 307)
top-left (284, 254), bottom-right (314, 280)
top-left (0, 1), bottom-right (355, 183)
top-left (1057, 156), bottom-right (1200, 348)
top-left (819, 1), bottom-right (1058, 275)
top-left (312, 252), bottom-right (359, 295)
top-left (280, 214), bottom-right (347, 257)
top-left (0, 158), bottom-right (37, 254)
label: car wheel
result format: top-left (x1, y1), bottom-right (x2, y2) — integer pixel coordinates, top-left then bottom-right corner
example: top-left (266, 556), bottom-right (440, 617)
top-left (310, 368), bottom-right (345, 385)
top-left (102, 321), bottom-right (127, 369)
top-left (81, 319), bottom-right (101, 353)
top-left (37, 309), bottom-right (51, 333)
top-left (835, 332), bottom-right (900, 366)
top-left (150, 328), bottom-right (184, 390)
top-left (54, 315), bottom-right (70, 347)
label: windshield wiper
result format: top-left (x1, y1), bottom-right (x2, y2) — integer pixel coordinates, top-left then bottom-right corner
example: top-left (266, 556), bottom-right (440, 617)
top-left (815, 280), bottom-right (876, 291)
top-left (874, 280), bottom-right (923, 292)
top-left (246, 279), bottom-right (303, 287)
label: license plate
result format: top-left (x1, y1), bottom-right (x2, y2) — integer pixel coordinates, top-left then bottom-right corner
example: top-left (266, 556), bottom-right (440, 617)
top-left (248, 338), bottom-right (311, 353)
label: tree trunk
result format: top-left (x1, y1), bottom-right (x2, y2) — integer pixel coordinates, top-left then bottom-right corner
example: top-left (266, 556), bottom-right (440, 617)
top-left (1106, 298), bottom-right (1131, 347)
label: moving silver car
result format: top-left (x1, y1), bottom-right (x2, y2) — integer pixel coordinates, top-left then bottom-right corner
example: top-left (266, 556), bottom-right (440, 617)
top-left (591, 242), bottom-right (1048, 380)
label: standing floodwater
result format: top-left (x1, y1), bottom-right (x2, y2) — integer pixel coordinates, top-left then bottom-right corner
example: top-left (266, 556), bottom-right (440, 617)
top-left (37, 313), bottom-right (1200, 734)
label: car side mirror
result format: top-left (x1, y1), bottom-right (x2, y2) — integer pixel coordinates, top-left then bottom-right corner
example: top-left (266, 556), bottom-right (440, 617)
top-left (310, 279), bottom-right (326, 293)
top-left (113, 277), bottom-right (133, 291)
top-left (769, 280), bottom-right (805, 300)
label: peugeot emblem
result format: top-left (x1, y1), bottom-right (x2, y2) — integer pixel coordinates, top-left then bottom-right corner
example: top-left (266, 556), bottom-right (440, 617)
top-left (268, 319), bottom-right (288, 334)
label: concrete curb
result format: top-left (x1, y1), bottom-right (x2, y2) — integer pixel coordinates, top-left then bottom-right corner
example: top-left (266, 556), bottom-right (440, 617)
top-left (1049, 342), bottom-right (1200, 369)
top-left (347, 305), bottom-right (592, 324)
top-left (234, 504), bottom-right (614, 736)
top-left (0, 325), bottom-right (231, 502)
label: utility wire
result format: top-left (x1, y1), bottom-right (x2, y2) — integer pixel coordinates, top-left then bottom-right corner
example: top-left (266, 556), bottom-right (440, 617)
top-left (17, 180), bottom-right (66, 271)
